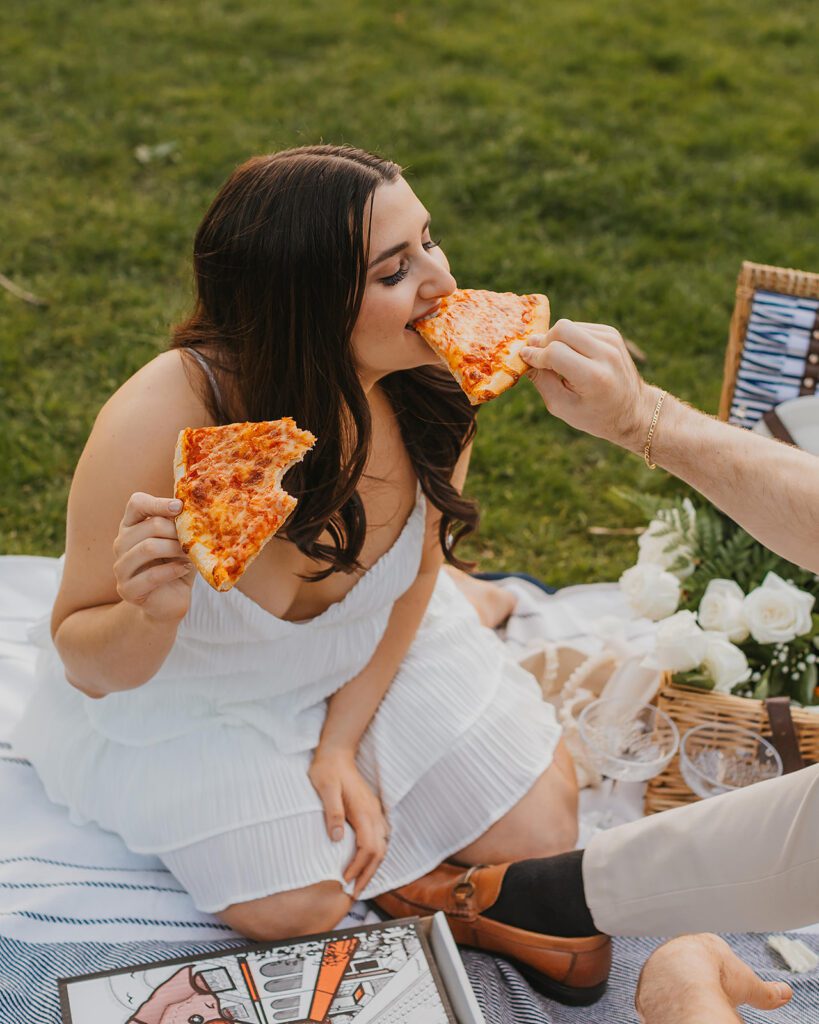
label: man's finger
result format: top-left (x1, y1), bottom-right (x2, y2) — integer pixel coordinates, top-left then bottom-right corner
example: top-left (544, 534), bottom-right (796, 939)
top-left (744, 980), bottom-right (793, 1010)
top-left (539, 339), bottom-right (596, 386)
top-left (545, 319), bottom-right (614, 361)
top-left (524, 337), bottom-right (595, 379)
top-left (122, 493), bottom-right (182, 528)
top-left (525, 367), bottom-right (581, 412)
top-left (521, 344), bottom-right (552, 370)
top-left (723, 957), bottom-right (793, 1010)
top-left (571, 321), bottom-right (622, 339)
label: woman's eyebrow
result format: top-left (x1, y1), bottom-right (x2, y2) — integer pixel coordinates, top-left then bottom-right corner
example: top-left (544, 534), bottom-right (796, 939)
top-left (368, 216), bottom-right (431, 270)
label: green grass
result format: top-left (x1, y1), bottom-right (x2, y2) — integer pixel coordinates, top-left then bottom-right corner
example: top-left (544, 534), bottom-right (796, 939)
top-left (2, 0), bottom-right (818, 584)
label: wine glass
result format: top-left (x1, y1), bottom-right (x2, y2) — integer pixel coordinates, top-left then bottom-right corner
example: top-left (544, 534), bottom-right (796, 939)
top-left (680, 722), bottom-right (783, 798)
top-left (578, 697), bottom-right (680, 784)
top-left (577, 698), bottom-right (680, 832)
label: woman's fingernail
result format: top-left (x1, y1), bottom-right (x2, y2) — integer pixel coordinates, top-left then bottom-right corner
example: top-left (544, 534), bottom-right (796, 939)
top-left (332, 827), bottom-right (344, 842)
top-left (775, 983), bottom-right (791, 1001)
top-left (168, 499), bottom-right (182, 513)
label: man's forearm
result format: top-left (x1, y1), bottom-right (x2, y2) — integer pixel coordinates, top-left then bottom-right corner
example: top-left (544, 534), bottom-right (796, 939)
top-left (318, 564), bottom-right (441, 752)
top-left (643, 393), bottom-right (819, 574)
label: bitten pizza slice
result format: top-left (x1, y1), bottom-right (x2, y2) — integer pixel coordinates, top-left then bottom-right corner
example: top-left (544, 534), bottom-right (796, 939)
top-left (410, 288), bottom-right (550, 404)
top-left (174, 418), bottom-right (316, 592)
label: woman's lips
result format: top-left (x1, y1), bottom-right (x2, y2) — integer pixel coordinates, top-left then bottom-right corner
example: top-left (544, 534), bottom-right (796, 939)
top-left (406, 308), bottom-right (441, 331)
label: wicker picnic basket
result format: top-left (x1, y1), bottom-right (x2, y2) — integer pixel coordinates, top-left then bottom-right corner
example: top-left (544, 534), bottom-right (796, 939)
top-left (644, 260), bottom-right (819, 814)
top-left (644, 681), bottom-right (819, 814)
top-left (718, 260), bottom-right (819, 421)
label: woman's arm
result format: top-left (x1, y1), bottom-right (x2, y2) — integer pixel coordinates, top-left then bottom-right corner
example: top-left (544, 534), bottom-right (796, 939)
top-left (317, 439), bottom-right (472, 750)
top-left (309, 558), bottom-right (443, 895)
top-left (54, 492), bottom-right (193, 697)
top-left (51, 352), bottom-right (210, 697)
top-left (314, 560), bottom-right (442, 755)
top-left (309, 441), bottom-right (473, 894)
top-left (522, 320), bottom-right (819, 573)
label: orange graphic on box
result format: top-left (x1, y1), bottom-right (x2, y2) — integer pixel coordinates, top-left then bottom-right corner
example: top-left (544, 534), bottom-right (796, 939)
top-left (307, 937), bottom-right (359, 1021)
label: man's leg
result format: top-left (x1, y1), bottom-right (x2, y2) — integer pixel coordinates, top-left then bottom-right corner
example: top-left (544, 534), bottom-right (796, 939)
top-left (584, 763), bottom-right (819, 936)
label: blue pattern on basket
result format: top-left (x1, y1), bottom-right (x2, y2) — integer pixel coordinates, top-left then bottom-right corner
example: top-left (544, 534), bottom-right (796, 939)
top-left (730, 290), bottom-right (819, 430)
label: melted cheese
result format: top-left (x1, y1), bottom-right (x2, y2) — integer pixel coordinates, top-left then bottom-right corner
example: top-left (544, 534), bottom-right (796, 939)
top-left (174, 418), bottom-right (315, 590)
top-left (414, 289), bottom-right (548, 403)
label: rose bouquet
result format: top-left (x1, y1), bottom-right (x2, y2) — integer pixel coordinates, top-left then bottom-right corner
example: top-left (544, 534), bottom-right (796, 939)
top-left (616, 491), bottom-right (819, 706)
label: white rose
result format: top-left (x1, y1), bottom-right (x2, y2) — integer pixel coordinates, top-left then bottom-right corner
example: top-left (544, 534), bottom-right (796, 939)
top-left (620, 563), bottom-right (681, 621)
top-left (652, 610), bottom-right (708, 672)
top-left (637, 499), bottom-right (696, 579)
top-left (702, 632), bottom-right (751, 693)
top-left (698, 579), bottom-right (749, 643)
top-left (743, 572), bottom-right (815, 644)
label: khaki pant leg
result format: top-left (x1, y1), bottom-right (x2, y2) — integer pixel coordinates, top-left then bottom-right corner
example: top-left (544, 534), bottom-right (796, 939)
top-left (583, 763), bottom-right (819, 936)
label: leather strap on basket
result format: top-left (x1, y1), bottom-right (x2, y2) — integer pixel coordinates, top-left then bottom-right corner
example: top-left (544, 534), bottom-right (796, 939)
top-left (762, 408), bottom-right (797, 446)
top-left (799, 312), bottom-right (819, 396)
top-left (764, 697), bottom-right (805, 774)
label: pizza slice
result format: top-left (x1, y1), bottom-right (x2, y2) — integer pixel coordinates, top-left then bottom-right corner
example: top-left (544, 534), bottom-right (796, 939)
top-left (174, 418), bottom-right (316, 592)
top-left (410, 288), bottom-right (550, 404)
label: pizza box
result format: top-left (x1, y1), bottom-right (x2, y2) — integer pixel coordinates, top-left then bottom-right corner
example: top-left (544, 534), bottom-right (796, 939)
top-left (58, 911), bottom-right (487, 1024)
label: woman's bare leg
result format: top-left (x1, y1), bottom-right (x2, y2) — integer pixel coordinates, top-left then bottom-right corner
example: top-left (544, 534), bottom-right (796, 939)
top-left (445, 566), bottom-right (518, 628)
top-left (218, 880), bottom-right (352, 941)
top-left (451, 738), bottom-right (579, 865)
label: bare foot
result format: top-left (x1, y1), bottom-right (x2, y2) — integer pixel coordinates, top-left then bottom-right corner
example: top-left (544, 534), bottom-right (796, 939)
top-left (445, 567), bottom-right (518, 628)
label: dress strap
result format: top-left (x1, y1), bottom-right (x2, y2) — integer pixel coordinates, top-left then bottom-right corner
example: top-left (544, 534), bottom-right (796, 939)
top-left (187, 348), bottom-right (223, 407)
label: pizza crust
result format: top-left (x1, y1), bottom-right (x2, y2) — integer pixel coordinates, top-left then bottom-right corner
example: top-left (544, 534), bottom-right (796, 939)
top-left (174, 432), bottom-right (224, 590)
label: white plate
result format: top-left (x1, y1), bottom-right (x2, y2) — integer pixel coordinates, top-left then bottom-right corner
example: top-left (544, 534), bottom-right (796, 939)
top-left (752, 395), bottom-right (819, 455)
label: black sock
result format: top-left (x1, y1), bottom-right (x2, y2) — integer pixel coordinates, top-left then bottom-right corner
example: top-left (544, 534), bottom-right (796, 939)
top-left (482, 850), bottom-right (600, 937)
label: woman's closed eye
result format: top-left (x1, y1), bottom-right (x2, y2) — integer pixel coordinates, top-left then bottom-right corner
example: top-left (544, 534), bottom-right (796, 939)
top-left (379, 238), bottom-right (442, 286)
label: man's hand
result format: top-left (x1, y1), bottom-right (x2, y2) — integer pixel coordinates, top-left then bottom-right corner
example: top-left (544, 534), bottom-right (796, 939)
top-left (636, 934), bottom-right (793, 1024)
top-left (308, 746), bottom-right (389, 900)
top-left (521, 319), bottom-right (658, 454)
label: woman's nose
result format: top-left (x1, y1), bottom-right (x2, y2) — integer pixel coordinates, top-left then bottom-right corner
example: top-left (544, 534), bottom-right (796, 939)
top-left (421, 263), bottom-right (456, 300)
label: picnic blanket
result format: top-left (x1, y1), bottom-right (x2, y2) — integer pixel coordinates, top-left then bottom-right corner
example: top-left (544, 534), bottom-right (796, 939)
top-left (2, 556), bottom-right (818, 1023)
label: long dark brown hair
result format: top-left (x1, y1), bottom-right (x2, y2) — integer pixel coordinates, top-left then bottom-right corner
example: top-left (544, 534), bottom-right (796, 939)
top-left (171, 144), bottom-right (478, 579)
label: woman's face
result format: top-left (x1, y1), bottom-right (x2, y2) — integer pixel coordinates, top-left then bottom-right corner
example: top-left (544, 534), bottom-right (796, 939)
top-left (351, 176), bottom-right (456, 384)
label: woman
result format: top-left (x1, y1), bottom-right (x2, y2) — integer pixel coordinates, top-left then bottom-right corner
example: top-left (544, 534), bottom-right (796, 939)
top-left (13, 145), bottom-right (578, 942)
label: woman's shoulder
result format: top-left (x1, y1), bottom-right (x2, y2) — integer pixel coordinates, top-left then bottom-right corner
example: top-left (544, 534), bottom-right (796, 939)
top-left (79, 349), bottom-right (215, 498)
top-left (98, 349), bottom-right (214, 432)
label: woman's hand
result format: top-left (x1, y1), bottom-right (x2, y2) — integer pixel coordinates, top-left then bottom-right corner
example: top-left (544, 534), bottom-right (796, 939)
top-left (112, 492), bottom-right (194, 624)
top-left (309, 746), bottom-right (390, 899)
top-left (521, 319), bottom-right (659, 454)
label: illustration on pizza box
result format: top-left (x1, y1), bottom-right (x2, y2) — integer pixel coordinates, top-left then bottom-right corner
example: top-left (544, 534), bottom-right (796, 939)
top-left (60, 920), bottom-right (456, 1024)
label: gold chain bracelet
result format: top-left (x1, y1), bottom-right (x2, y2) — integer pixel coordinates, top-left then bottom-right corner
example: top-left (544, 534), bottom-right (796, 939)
top-left (643, 390), bottom-right (667, 470)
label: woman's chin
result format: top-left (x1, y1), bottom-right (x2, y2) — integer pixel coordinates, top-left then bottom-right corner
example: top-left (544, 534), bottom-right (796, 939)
top-left (401, 328), bottom-right (442, 369)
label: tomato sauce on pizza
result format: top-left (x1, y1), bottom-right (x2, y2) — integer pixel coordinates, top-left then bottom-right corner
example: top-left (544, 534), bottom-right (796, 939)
top-left (411, 288), bottom-right (550, 404)
top-left (174, 418), bottom-right (316, 592)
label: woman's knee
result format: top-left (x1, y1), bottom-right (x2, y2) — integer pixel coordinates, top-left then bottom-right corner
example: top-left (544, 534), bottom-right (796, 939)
top-left (217, 880), bottom-right (352, 941)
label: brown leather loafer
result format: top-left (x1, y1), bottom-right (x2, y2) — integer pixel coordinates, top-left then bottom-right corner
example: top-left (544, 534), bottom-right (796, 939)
top-left (374, 861), bottom-right (611, 1007)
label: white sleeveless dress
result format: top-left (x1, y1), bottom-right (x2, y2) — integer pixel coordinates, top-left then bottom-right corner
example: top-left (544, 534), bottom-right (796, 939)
top-left (13, 488), bottom-right (563, 913)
